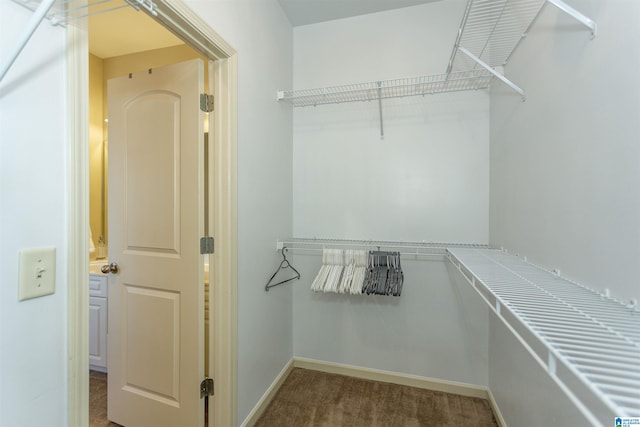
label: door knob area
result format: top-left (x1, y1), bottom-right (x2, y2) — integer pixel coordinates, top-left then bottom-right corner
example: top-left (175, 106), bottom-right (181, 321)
top-left (101, 262), bottom-right (119, 274)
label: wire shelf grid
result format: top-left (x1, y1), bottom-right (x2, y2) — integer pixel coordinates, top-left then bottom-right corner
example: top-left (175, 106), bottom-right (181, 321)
top-left (448, 248), bottom-right (640, 423)
top-left (11, 0), bottom-right (157, 26)
top-left (448, 0), bottom-right (596, 74)
top-left (276, 238), bottom-right (489, 257)
top-left (448, 0), bottom-right (547, 73)
top-left (277, 70), bottom-right (493, 107)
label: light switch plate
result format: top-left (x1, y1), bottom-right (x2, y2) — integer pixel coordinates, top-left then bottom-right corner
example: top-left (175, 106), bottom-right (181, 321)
top-left (18, 247), bottom-right (56, 301)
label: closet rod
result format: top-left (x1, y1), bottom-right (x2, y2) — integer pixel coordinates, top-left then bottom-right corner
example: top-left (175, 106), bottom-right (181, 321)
top-left (276, 238), bottom-right (488, 258)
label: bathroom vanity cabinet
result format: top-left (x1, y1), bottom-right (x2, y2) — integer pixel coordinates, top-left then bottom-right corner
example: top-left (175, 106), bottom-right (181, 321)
top-left (89, 273), bottom-right (108, 371)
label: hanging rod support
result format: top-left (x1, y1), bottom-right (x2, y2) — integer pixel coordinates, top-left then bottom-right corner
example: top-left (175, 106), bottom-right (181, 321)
top-left (445, 0), bottom-right (473, 75)
top-left (547, 0), bottom-right (596, 39)
top-left (0, 0), bottom-right (56, 84)
top-left (458, 46), bottom-right (526, 101)
top-left (377, 81), bottom-right (384, 139)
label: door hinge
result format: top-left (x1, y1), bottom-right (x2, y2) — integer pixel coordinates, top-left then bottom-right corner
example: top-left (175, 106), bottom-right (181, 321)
top-left (200, 236), bottom-right (214, 254)
top-left (200, 93), bottom-right (214, 112)
top-left (200, 377), bottom-right (214, 397)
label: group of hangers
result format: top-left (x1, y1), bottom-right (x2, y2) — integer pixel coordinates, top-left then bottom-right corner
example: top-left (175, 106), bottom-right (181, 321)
top-left (264, 246), bottom-right (404, 296)
top-left (362, 251), bottom-right (404, 296)
top-left (311, 249), bottom-right (368, 294)
top-left (312, 249), bottom-right (404, 296)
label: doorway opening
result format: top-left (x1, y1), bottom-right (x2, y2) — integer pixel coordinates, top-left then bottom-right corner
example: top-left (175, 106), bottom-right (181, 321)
top-left (67, 1), bottom-right (238, 426)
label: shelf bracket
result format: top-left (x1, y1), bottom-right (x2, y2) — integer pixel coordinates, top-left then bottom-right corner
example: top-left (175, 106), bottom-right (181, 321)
top-left (547, 0), bottom-right (596, 39)
top-left (376, 81), bottom-right (384, 139)
top-left (1, 0), bottom-right (56, 84)
top-left (445, 0), bottom-right (473, 75)
top-left (458, 46), bottom-right (526, 101)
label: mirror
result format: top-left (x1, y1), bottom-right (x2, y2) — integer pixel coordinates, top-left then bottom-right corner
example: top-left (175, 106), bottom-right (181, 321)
top-left (89, 53), bottom-right (107, 260)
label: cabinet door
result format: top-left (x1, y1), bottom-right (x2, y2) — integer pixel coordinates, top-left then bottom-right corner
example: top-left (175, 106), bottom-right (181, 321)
top-left (89, 274), bottom-right (108, 298)
top-left (89, 296), bottom-right (107, 369)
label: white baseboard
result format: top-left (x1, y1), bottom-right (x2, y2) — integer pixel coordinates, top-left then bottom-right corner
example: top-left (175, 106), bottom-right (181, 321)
top-left (294, 357), bottom-right (488, 399)
top-left (239, 359), bottom-right (294, 427)
top-left (241, 357), bottom-right (507, 427)
top-left (294, 358), bottom-right (507, 426)
top-left (486, 388), bottom-right (508, 427)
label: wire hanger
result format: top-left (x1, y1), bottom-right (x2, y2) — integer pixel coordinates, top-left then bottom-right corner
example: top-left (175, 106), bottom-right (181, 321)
top-left (265, 247), bottom-right (301, 291)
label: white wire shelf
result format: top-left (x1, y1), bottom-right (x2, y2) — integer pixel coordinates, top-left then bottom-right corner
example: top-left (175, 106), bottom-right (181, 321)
top-left (2, 0), bottom-right (156, 83)
top-left (447, 0), bottom-right (596, 74)
top-left (277, 70), bottom-right (493, 108)
top-left (446, 0), bottom-right (596, 99)
top-left (276, 0), bottom-right (596, 134)
top-left (276, 238), bottom-right (489, 258)
top-left (448, 248), bottom-right (640, 425)
top-left (11, 0), bottom-right (157, 26)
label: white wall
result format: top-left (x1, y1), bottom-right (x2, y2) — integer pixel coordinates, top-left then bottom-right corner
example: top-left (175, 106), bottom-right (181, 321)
top-left (488, 315), bottom-right (594, 426)
top-left (184, 1), bottom-right (294, 424)
top-left (293, 255), bottom-right (489, 387)
top-left (291, 2), bottom-right (490, 385)
top-left (489, 1), bottom-right (639, 423)
top-left (1, 1), bottom-right (293, 426)
top-left (0, 3), bottom-right (68, 426)
top-left (490, 0), bottom-right (640, 304)
top-left (293, 1), bottom-right (489, 244)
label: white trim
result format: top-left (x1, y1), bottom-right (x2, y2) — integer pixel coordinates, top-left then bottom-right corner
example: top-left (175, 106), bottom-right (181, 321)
top-left (66, 18), bottom-right (89, 427)
top-left (208, 53), bottom-right (238, 427)
top-left (155, 0), bottom-right (235, 59)
top-left (486, 388), bottom-right (508, 427)
top-left (239, 360), bottom-right (294, 427)
top-left (293, 357), bottom-right (489, 399)
top-left (67, 2), bottom-right (238, 426)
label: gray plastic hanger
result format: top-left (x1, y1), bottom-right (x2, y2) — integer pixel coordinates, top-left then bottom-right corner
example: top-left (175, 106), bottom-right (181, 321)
top-left (265, 247), bottom-right (301, 291)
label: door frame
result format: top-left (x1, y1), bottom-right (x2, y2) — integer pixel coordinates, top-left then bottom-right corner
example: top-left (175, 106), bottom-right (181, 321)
top-left (66, 2), bottom-right (238, 426)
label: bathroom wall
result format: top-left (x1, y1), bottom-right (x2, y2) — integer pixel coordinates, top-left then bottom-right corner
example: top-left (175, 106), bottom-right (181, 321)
top-left (102, 44), bottom-right (200, 80)
top-left (291, 2), bottom-right (490, 386)
top-left (0, 3), bottom-right (69, 425)
top-left (89, 53), bottom-right (105, 258)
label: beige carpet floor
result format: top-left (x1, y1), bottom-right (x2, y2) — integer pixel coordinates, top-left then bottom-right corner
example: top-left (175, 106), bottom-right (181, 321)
top-left (255, 368), bottom-right (498, 427)
top-left (89, 371), bottom-right (121, 427)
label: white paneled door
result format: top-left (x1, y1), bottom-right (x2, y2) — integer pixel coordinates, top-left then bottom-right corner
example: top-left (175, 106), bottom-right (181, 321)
top-left (106, 59), bottom-right (205, 427)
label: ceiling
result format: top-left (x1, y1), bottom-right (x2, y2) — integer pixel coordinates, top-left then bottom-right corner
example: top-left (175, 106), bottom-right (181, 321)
top-left (277, 0), bottom-right (442, 27)
top-left (88, 7), bottom-right (183, 59)
top-left (89, 0), bottom-right (442, 58)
